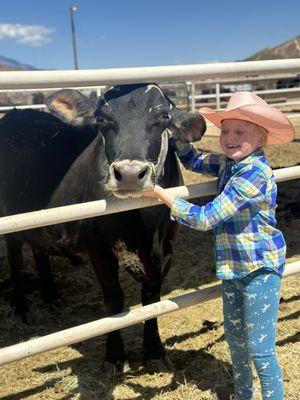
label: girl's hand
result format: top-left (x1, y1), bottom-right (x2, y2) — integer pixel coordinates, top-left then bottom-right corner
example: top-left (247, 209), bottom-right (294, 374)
top-left (142, 185), bottom-right (163, 198)
top-left (142, 185), bottom-right (175, 209)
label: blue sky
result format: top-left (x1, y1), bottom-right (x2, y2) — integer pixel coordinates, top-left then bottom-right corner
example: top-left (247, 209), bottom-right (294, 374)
top-left (0, 0), bottom-right (299, 70)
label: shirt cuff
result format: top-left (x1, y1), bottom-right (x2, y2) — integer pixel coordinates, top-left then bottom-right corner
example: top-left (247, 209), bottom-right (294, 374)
top-left (169, 135), bottom-right (191, 152)
top-left (170, 197), bottom-right (192, 221)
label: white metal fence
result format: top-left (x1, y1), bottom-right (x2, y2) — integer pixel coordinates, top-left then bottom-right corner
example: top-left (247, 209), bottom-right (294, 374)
top-left (1, 64), bottom-right (300, 113)
top-left (2, 85), bottom-right (300, 113)
top-left (0, 59), bottom-right (300, 366)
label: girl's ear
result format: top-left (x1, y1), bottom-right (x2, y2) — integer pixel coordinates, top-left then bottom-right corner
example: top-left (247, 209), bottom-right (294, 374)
top-left (257, 127), bottom-right (268, 147)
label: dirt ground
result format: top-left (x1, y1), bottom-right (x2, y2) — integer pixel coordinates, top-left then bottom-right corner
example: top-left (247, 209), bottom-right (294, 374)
top-left (0, 116), bottom-right (299, 400)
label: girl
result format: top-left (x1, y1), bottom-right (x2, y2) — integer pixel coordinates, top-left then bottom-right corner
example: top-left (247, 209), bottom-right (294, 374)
top-left (143, 92), bottom-right (295, 400)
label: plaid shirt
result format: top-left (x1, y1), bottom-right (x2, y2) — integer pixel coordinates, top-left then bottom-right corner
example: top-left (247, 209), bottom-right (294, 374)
top-left (170, 139), bottom-right (286, 280)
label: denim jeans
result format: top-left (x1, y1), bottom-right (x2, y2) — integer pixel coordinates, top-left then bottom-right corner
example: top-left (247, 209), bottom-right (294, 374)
top-left (222, 268), bottom-right (283, 400)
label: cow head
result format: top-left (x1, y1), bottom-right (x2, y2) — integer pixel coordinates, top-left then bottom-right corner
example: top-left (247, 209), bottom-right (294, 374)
top-left (46, 84), bottom-right (206, 199)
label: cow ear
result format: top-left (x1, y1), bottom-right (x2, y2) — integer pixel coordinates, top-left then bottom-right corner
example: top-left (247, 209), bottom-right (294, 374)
top-left (171, 109), bottom-right (206, 143)
top-left (46, 89), bottom-right (97, 126)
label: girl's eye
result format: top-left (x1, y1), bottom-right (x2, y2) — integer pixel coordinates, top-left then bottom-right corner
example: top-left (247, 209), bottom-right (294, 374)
top-left (236, 130), bottom-right (244, 135)
top-left (221, 130), bottom-right (228, 135)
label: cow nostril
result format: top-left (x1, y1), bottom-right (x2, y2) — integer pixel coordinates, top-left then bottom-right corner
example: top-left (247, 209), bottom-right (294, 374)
top-left (114, 167), bottom-right (122, 182)
top-left (138, 168), bottom-right (147, 180)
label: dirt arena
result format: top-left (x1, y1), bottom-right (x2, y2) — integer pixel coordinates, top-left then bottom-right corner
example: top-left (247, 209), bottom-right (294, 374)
top-left (0, 116), bottom-right (299, 400)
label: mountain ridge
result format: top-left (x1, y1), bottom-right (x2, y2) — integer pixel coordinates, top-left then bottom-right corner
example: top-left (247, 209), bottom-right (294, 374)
top-left (0, 54), bottom-right (37, 71)
top-left (244, 35), bottom-right (300, 61)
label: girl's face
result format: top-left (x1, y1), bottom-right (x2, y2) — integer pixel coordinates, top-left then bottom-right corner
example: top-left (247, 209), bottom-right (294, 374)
top-left (220, 119), bottom-right (266, 162)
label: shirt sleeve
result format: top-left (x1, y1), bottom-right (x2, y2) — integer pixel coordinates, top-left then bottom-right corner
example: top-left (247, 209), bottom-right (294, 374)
top-left (169, 136), bottom-right (222, 176)
top-left (170, 165), bottom-right (268, 231)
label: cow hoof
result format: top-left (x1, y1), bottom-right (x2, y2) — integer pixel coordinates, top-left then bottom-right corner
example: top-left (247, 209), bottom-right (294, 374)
top-left (104, 360), bottom-right (131, 377)
top-left (144, 355), bottom-right (174, 373)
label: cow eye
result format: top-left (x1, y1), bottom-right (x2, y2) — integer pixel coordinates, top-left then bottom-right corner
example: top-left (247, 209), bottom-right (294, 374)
top-left (160, 111), bottom-right (171, 121)
top-left (97, 115), bottom-right (107, 125)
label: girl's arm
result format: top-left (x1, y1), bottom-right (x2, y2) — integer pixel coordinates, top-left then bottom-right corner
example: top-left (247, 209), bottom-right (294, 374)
top-left (144, 165), bottom-right (268, 231)
top-left (170, 136), bottom-right (222, 177)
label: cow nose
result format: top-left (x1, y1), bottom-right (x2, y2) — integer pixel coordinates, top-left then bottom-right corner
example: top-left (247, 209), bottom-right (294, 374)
top-left (112, 161), bottom-right (150, 184)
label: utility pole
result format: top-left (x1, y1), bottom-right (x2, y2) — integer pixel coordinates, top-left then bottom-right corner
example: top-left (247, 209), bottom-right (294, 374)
top-left (69, 5), bottom-right (79, 70)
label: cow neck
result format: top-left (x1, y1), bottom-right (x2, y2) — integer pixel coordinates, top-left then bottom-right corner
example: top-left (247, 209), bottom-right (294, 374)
top-left (155, 129), bottom-right (170, 178)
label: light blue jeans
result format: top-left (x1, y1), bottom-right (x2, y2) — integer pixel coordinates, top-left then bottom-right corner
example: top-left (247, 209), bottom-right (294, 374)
top-left (222, 268), bottom-right (283, 400)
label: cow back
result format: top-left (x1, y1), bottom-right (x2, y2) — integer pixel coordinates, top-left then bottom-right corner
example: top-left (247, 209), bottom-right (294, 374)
top-left (0, 109), bottom-right (97, 215)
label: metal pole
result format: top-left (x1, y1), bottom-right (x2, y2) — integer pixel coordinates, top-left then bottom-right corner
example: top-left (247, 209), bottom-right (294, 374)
top-left (185, 81), bottom-right (191, 112)
top-left (216, 82), bottom-right (220, 109)
top-left (1, 59), bottom-right (300, 90)
top-left (191, 82), bottom-right (196, 113)
top-left (69, 5), bottom-right (79, 70)
top-left (0, 165), bottom-right (299, 235)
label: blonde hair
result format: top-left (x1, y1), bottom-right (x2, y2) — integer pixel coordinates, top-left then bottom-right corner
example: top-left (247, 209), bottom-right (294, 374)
top-left (254, 124), bottom-right (268, 147)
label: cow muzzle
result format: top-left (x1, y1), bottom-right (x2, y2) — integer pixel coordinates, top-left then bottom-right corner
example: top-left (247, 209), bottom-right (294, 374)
top-left (105, 130), bottom-right (169, 199)
top-left (106, 159), bottom-right (155, 199)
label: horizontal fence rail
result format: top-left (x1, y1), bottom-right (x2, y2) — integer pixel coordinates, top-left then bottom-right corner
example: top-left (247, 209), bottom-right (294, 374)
top-left (0, 85), bottom-right (106, 93)
top-left (0, 260), bottom-right (298, 366)
top-left (2, 87), bottom-right (300, 113)
top-left (192, 72), bottom-right (300, 85)
top-left (0, 166), bottom-right (300, 235)
top-left (0, 104), bottom-right (46, 112)
top-left (1, 59), bottom-right (300, 89)
top-left (193, 87), bottom-right (300, 100)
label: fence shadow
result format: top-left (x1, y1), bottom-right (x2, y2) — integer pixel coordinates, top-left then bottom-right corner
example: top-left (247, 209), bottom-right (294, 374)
top-left (30, 322), bottom-right (232, 400)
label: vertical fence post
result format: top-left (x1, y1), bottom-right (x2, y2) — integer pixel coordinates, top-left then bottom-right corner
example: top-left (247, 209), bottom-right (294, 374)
top-left (190, 82), bottom-right (195, 113)
top-left (216, 82), bottom-right (220, 110)
top-left (185, 81), bottom-right (191, 112)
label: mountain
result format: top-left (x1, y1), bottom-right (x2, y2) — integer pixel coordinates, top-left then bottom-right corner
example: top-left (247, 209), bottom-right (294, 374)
top-left (244, 35), bottom-right (300, 61)
top-left (0, 55), bottom-right (37, 71)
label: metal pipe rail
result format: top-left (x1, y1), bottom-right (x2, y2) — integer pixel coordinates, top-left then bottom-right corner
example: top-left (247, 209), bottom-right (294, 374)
top-left (0, 260), bottom-right (298, 366)
top-left (0, 104), bottom-right (46, 112)
top-left (0, 165), bottom-right (299, 235)
top-left (1, 59), bottom-right (300, 90)
top-left (0, 85), bottom-right (106, 93)
top-left (193, 87), bottom-right (300, 100)
top-left (0, 73), bottom-right (297, 92)
top-left (191, 72), bottom-right (300, 85)
top-left (2, 89), bottom-right (299, 113)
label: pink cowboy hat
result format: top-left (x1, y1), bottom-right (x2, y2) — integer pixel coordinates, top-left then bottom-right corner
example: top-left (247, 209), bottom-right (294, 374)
top-left (199, 91), bottom-right (295, 145)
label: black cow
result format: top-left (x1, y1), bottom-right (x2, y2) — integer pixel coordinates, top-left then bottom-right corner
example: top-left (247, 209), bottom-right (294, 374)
top-left (0, 83), bottom-right (206, 369)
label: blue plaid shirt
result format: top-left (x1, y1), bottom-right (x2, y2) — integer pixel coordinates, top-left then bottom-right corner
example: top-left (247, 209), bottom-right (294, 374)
top-left (170, 139), bottom-right (286, 280)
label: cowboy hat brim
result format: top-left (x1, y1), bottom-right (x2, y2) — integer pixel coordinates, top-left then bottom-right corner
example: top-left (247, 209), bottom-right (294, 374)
top-left (199, 104), bottom-right (295, 145)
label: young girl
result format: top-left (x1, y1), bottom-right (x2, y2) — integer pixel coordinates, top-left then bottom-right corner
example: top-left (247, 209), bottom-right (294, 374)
top-left (143, 92), bottom-right (295, 400)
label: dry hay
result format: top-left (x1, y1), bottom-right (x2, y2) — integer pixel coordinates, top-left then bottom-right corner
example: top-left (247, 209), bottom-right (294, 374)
top-left (0, 120), bottom-right (299, 399)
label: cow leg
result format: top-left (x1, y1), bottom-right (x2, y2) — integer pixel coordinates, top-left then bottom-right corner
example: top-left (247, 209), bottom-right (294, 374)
top-left (32, 248), bottom-right (58, 303)
top-left (140, 218), bottom-right (177, 367)
top-left (139, 229), bottom-right (165, 362)
top-left (141, 280), bottom-right (165, 361)
top-left (89, 248), bottom-right (127, 367)
top-left (5, 235), bottom-right (28, 315)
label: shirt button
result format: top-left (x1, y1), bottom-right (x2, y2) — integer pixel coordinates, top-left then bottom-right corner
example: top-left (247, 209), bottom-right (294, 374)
top-left (218, 256), bottom-right (221, 260)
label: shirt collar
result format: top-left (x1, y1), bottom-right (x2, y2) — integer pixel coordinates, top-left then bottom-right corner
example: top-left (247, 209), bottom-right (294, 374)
top-left (227, 149), bottom-right (266, 172)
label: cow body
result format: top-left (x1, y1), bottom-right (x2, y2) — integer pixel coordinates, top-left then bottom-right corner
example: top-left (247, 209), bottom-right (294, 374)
top-left (0, 84), bottom-right (206, 368)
